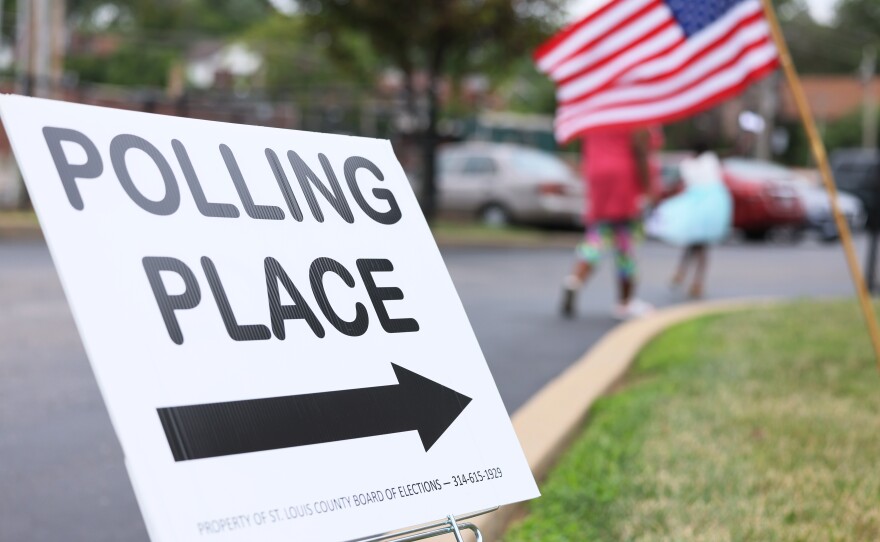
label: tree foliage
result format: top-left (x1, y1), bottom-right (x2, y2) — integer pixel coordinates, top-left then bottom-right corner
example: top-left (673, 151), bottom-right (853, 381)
top-left (67, 44), bottom-right (178, 87)
top-left (771, 0), bottom-right (861, 74)
top-left (835, 0), bottom-right (880, 43)
top-left (300, 0), bottom-right (565, 220)
top-left (242, 13), bottom-right (378, 98)
top-left (301, 0), bottom-right (563, 81)
top-left (69, 0), bottom-right (271, 35)
top-left (496, 56), bottom-right (558, 115)
top-left (65, 0), bottom-right (273, 86)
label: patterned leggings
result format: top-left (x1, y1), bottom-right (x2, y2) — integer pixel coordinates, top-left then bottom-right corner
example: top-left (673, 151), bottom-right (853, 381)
top-left (575, 221), bottom-right (640, 280)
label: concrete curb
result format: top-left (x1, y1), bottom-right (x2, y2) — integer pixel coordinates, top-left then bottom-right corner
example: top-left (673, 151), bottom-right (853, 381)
top-left (472, 298), bottom-right (776, 541)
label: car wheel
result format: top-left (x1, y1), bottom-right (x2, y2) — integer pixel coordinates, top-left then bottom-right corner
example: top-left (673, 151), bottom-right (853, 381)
top-left (819, 222), bottom-right (839, 243)
top-left (743, 229), bottom-right (769, 242)
top-left (479, 204), bottom-right (511, 228)
top-left (775, 226), bottom-right (806, 244)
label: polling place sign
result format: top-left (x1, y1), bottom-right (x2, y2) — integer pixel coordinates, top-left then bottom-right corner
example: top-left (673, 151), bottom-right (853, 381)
top-left (0, 95), bottom-right (538, 541)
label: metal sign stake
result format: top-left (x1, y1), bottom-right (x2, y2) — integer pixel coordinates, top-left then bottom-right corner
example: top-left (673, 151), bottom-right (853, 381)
top-left (353, 507), bottom-right (498, 542)
top-left (447, 514), bottom-right (467, 542)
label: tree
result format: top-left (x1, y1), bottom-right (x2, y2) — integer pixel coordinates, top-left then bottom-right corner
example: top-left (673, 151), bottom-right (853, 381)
top-left (301, 0), bottom-right (565, 221)
top-left (243, 13), bottom-right (378, 99)
top-left (773, 0), bottom-right (861, 74)
top-left (65, 0), bottom-right (273, 87)
top-left (497, 56), bottom-right (558, 115)
top-left (836, 0), bottom-right (880, 43)
top-left (68, 0), bottom-right (271, 35)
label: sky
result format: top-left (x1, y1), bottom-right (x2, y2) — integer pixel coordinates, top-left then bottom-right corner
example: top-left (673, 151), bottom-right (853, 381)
top-left (569, 0), bottom-right (838, 24)
top-left (805, 0), bottom-right (837, 23)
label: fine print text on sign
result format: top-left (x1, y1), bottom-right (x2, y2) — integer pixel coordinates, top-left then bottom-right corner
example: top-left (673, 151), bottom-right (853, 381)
top-left (0, 95), bottom-right (538, 542)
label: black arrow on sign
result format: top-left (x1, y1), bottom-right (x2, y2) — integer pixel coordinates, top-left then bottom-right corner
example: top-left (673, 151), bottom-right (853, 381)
top-left (157, 364), bottom-right (472, 462)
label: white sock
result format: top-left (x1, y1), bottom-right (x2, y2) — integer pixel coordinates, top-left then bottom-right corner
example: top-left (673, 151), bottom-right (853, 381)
top-left (563, 275), bottom-right (583, 290)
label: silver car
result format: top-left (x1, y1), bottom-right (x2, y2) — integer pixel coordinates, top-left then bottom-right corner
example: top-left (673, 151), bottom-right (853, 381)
top-left (787, 180), bottom-right (865, 241)
top-left (437, 142), bottom-right (584, 227)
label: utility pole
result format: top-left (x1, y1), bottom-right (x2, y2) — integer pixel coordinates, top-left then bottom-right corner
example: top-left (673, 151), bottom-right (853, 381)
top-left (52, 0), bottom-right (66, 96)
top-left (861, 46), bottom-right (877, 150)
top-left (12, 0), bottom-right (34, 209)
top-left (33, 0), bottom-right (51, 98)
top-left (12, 0), bottom-right (65, 209)
top-left (16, 0), bottom-right (63, 99)
top-left (756, 71), bottom-right (778, 160)
top-left (15, 0), bottom-right (32, 96)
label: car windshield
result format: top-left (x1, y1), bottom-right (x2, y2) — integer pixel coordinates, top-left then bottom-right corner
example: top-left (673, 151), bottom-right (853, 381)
top-left (439, 150), bottom-right (498, 175)
top-left (722, 158), bottom-right (795, 182)
top-left (510, 148), bottom-right (573, 178)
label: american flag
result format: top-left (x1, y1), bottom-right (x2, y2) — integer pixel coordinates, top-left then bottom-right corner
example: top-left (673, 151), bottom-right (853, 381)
top-left (535, 0), bottom-right (779, 143)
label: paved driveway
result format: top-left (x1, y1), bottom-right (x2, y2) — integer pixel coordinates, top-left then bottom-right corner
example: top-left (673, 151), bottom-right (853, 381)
top-left (0, 236), bottom-right (863, 542)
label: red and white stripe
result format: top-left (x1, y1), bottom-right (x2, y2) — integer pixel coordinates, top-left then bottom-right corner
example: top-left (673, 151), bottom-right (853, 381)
top-left (535, 0), bottom-right (778, 143)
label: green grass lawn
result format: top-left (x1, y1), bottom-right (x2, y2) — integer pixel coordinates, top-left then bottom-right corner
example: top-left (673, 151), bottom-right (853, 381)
top-left (505, 301), bottom-right (880, 542)
top-left (0, 210), bottom-right (38, 224)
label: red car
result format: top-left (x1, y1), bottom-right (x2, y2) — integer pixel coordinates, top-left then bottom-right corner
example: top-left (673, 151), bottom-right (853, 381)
top-left (658, 154), bottom-right (805, 241)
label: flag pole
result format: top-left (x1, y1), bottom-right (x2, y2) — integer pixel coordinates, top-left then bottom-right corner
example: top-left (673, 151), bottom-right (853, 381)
top-left (760, 0), bottom-right (880, 369)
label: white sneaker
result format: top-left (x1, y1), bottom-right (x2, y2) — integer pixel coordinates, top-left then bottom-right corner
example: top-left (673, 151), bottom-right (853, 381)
top-left (612, 298), bottom-right (655, 321)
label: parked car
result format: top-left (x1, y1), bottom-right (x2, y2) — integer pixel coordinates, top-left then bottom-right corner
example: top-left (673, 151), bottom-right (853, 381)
top-left (718, 158), bottom-right (809, 240)
top-left (785, 180), bottom-right (864, 241)
top-left (437, 142), bottom-right (584, 227)
top-left (830, 148), bottom-right (880, 230)
top-left (658, 154), bottom-right (806, 241)
top-left (721, 158), bottom-right (864, 241)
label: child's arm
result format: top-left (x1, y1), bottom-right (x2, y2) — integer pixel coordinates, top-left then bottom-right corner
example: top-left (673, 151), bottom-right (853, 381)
top-left (633, 129), bottom-right (651, 192)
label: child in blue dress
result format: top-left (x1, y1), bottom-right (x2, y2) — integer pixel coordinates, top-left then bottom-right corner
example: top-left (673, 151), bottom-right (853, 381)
top-left (646, 141), bottom-right (732, 298)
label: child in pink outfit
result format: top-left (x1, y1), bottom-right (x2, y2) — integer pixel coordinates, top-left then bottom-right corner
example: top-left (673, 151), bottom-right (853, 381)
top-left (583, 129), bottom-right (645, 222)
top-left (561, 126), bottom-right (660, 320)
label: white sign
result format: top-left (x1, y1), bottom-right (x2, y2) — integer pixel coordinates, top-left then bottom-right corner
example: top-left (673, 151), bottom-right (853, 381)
top-left (0, 95), bottom-right (538, 542)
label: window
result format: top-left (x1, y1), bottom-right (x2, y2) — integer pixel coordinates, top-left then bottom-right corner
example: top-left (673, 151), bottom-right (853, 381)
top-left (461, 156), bottom-right (497, 175)
top-left (510, 149), bottom-right (572, 178)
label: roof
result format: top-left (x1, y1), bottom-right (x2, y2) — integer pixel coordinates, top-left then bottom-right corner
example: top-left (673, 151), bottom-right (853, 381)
top-left (779, 75), bottom-right (880, 121)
